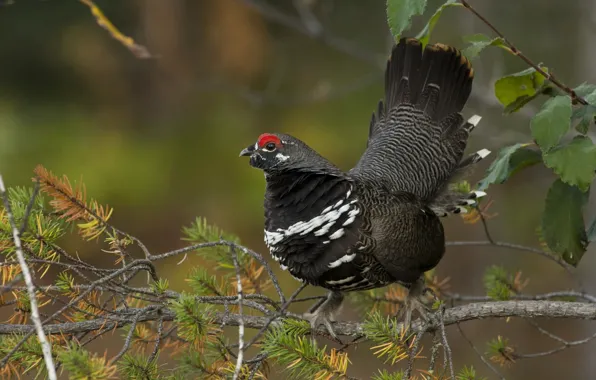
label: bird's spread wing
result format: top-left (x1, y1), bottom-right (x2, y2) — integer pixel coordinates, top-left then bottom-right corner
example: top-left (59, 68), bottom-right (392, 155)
top-left (350, 38), bottom-right (479, 204)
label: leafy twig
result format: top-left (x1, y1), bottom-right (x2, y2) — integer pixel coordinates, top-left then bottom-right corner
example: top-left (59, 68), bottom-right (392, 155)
top-left (459, 0), bottom-right (588, 105)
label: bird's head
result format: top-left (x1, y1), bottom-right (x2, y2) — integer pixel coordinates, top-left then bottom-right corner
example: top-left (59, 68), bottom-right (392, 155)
top-left (239, 133), bottom-right (341, 175)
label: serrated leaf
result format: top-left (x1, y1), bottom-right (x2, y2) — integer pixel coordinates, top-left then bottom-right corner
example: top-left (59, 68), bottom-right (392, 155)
top-left (495, 67), bottom-right (549, 113)
top-left (542, 179), bottom-right (588, 266)
top-left (462, 33), bottom-right (507, 59)
top-left (416, 0), bottom-right (461, 46)
top-left (543, 136), bottom-right (596, 192)
top-left (530, 95), bottom-right (572, 152)
top-left (477, 144), bottom-right (541, 191)
top-left (572, 104), bottom-right (596, 134)
top-left (387, 0), bottom-right (427, 39)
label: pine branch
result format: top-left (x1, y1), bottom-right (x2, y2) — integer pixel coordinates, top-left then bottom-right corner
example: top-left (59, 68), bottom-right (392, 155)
top-left (1, 300), bottom-right (595, 337)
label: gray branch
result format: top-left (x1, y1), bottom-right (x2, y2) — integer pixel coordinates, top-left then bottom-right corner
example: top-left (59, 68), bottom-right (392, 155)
top-left (2, 301), bottom-right (595, 337)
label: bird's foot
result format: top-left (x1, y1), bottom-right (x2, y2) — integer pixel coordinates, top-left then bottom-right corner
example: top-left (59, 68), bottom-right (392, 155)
top-left (399, 279), bottom-right (442, 331)
top-left (303, 291), bottom-right (344, 339)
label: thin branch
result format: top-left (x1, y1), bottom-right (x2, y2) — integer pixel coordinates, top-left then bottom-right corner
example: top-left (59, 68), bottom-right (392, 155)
top-left (405, 328), bottom-right (425, 379)
top-left (516, 323), bottom-right (596, 359)
top-left (438, 307), bottom-right (454, 379)
top-left (242, 0), bottom-right (383, 68)
top-left (0, 175), bottom-right (57, 380)
top-left (110, 310), bottom-right (143, 364)
top-left (148, 316), bottom-right (164, 363)
top-left (446, 240), bottom-right (575, 273)
top-left (459, 0), bottom-right (588, 105)
top-left (152, 240), bottom-right (286, 304)
top-left (428, 332), bottom-right (441, 374)
top-left (0, 259), bottom-right (157, 367)
top-left (231, 246), bottom-right (245, 380)
top-left (456, 323), bottom-right (506, 380)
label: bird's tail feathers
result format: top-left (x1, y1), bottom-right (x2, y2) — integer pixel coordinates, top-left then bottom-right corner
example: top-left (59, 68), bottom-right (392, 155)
top-left (385, 38), bottom-right (474, 122)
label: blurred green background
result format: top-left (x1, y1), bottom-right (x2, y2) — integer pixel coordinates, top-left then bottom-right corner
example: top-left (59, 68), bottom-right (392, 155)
top-left (1, 0), bottom-right (596, 378)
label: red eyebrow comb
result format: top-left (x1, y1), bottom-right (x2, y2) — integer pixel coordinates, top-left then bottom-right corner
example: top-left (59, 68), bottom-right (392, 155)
top-left (257, 133), bottom-right (281, 148)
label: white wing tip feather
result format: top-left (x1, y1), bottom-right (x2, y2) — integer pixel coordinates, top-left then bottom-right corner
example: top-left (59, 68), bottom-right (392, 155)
top-left (468, 115), bottom-right (482, 126)
top-left (472, 190), bottom-right (487, 198)
top-left (477, 149), bottom-right (491, 159)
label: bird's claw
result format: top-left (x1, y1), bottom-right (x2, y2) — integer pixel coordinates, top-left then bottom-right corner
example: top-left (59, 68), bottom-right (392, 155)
top-left (398, 280), bottom-right (442, 331)
top-left (304, 310), bottom-right (338, 339)
top-left (304, 291), bottom-right (344, 339)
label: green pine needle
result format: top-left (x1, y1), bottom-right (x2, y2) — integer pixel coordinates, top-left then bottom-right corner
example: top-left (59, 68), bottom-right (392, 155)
top-left (262, 321), bottom-right (350, 379)
top-left (457, 365), bottom-right (487, 380)
top-left (372, 369), bottom-right (407, 380)
top-left (483, 265), bottom-right (514, 301)
top-left (58, 342), bottom-right (117, 380)
top-left (186, 267), bottom-right (230, 296)
top-left (181, 217), bottom-right (247, 270)
top-left (170, 293), bottom-right (215, 344)
top-left (119, 354), bottom-right (160, 380)
top-left (362, 312), bottom-right (414, 364)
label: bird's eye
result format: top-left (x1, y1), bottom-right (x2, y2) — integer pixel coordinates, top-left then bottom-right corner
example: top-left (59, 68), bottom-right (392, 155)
top-left (263, 142), bottom-right (277, 152)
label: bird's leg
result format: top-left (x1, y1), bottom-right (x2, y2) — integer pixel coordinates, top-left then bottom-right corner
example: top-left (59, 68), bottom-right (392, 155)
top-left (401, 277), bottom-right (438, 331)
top-left (303, 291), bottom-right (344, 338)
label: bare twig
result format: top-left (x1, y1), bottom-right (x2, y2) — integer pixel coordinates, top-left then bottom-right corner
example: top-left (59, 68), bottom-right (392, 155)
top-left (110, 310), bottom-right (143, 364)
top-left (446, 240), bottom-right (575, 273)
top-left (0, 175), bottom-right (57, 380)
top-left (405, 329), bottom-right (425, 379)
top-left (79, 0), bottom-right (153, 59)
top-left (242, 0), bottom-right (383, 68)
top-left (456, 322), bottom-right (506, 379)
top-left (438, 307), bottom-right (454, 379)
top-left (428, 332), bottom-right (441, 374)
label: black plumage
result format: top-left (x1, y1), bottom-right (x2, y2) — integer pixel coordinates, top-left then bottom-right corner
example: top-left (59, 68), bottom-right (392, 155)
top-left (239, 38), bottom-right (490, 335)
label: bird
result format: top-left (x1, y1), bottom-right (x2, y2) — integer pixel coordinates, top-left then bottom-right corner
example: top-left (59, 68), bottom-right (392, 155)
top-left (239, 37), bottom-right (490, 337)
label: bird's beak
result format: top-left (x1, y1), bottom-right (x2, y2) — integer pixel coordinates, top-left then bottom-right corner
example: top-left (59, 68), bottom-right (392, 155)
top-left (239, 144), bottom-right (255, 157)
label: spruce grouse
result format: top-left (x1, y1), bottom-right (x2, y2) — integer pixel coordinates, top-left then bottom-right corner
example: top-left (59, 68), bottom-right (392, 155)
top-left (240, 38), bottom-right (490, 336)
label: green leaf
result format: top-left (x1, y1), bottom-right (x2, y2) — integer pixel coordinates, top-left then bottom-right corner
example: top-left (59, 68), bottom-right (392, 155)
top-left (574, 83), bottom-right (596, 98)
top-left (477, 144), bottom-right (541, 191)
top-left (416, 0), bottom-right (461, 46)
top-left (495, 67), bottom-right (549, 114)
top-left (387, 0), bottom-right (427, 39)
top-left (573, 104), bottom-right (596, 134)
top-left (530, 96), bottom-right (572, 152)
top-left (462, 33), bottom-right (507, 59)
top-left (542, 179), bottom-right (588, 266)
top-left (543, 136), bottom-right (596, 192)
top-left (572, 83), bottom-right (596, 134)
